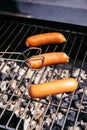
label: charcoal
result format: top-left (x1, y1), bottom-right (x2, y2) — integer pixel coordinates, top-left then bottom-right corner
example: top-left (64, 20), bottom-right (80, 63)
top-left (36, 124), bottom-right (42, 130)
top-left (79, 113), bottom-right (87, 122)
top-left (20, 101), bottom-right (28, 108)
top-left (1, 64), bottom-right (10, 75)
top-left (2, 94), bottom-right (8, 103)
top-left (17, 75), bottom-right (22, 81)
top-left (76, 89), bottom-right (83, 95)
top-left (73, 101), bottom-right (80, 109)
top-left (51, 95), bottom-right (60, 104)
top-left (78, 124), bottom-right (86, 130)
top-left (24, 118), bottom-right (31, 130)
top-left (68, 126), bottom-right (81, 130)
top-left (0, 58), bottom-right (87, 130)
top-left (13, 65), bottom-right (20, 72)
top-left (0, 80), bottom-right (8, 91)
top-left (51, 113), bottom-right (56, 120)
top-left (5, 76), bottom-right (12, 81)
top-left (45, 116), bottom-right (52, 126)
top-left (72, 68), bottom-right (87, 80)
top-left (31, 108), bottom-right (44, 120)
top-left (56, 94), bottom-right (62, 99)
top-left (67, 111), bottom-right (76, 122)
top-left (43, 122), bottom-right (50, 130)
top-left (61, 97), bottom-right (70, 107)
top-left (73, 94), bottom-right (79, 101)
top-left (10, 79), bottom-right (17, 90)
top-left (57, 118), bottom-right (65, 127)
top-left (83, 94), bottom-right (87, 102)
top-left (52, 122), bottom-right (61, 130)
top-left (47, 106), bottom-right (56, 115)
top-left (15, 89), bottom-right (21, 96)
top-left (78, 83), bottom-right (83, 89)
top-left (0, 72), bottom-right (6, 81)
top-left (0, 60), bottom-right (5, 69)
top-left (21, 78), bottom-right (30, 87)
top-left (57, 112), bottom-right (65, 127)
top-left (10, 71), bottom-right (17, 78)
top-left (0, 94), bottom-right (8, 107)
top-left (20, 85), bottom-right (26, 93)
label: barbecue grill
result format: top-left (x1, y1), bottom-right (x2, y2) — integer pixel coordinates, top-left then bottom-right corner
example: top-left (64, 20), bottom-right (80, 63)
top-left (0, 10), bottom-right (87, 130)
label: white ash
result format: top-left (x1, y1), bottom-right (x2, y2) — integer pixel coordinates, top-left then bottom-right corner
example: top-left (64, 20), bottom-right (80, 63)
top-left (10, 79), bottom-right (17, 90)
top-left (0, 80), bottom-right (9, 91)
top-left (84, 89), bottom-right (87, 95)
top-left (25, 69), bottom-right (35, 79)
top-left (13, 65), bottom-right (20, 73)
top-left (68, 126), bottom-right (81, 130)
top-left (56, 93), bottom-right (62, 99)
top-left (18, 67), bottom-right (27, 77)
top-left (57, 112), bottom-right (64, 120)
top-left (72, 68), bottom-right (87, 80)
top-left (45, 116), bottom-right (52, 126)
top-left (23, 118), bottom-right (31, 130)
top-left (0, 59), bottom-right (87, 130)
top-left (51, 113), bottom-right (57, 120)
top-left (1, 64), bottom-right (10, 75)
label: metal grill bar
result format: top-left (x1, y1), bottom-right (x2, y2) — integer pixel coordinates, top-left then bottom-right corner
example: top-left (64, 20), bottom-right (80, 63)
top-left (0, 14), bottom-right (87, 130)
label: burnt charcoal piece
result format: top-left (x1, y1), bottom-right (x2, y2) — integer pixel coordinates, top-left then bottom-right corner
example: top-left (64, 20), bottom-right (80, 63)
top-left (84, 107), bottom-right (87, 112)
top-left (46, 105), bottom-right (56, 115)
top-left (67, 111), bottom-right (76, 122)
top-left (5, 76), bottom-right (12, 81)
top-left (74, 101), bottom-right (81, 109)
top-left (57, 117), bottom-right (65, 127)
top-left (64, 120), bottom-right (74, 128)
top-left (83, 94), bottom-right (87, 102)
top-left (61, 97), bottom-right (70, 107)
top-left (10, 71), bottom-right (18, 79)
top-left (0, 72), bottom-right (6, 81)
top-left (71, 98), bottom-right (80, 109)
top-left (78, 113), bottom-right (87, 122)
top-left (64, 111), bottom-right (76, 128)
top-left (21, 78), bottom-right (30, 86)
top-left (43, 122), bottom-right (50, 130)
top-left (78, 124), bottom-right (86, 130)
top-left (67, 126), bottom-right (81, 130)
top-left (73, 94), bottom-right (79, 101)
top-left (52, 122), bottom-right (61, 130)
top-left (20, 100), bottom-right (28, 108)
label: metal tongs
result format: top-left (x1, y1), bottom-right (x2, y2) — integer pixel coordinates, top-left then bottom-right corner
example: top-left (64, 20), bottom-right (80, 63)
top-left (0, 47), bottom-right (44, 69)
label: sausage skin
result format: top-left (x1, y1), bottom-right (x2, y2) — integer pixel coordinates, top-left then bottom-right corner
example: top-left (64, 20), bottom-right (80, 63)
top-left (25, 32), bottom-right (66, 47)
top-left (26, 52), bottom-right (69, 69)
top-left (28, 78), bottom-right (78, 98)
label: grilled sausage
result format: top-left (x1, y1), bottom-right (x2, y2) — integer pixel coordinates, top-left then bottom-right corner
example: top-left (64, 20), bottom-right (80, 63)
top-left (26, 52), bottom-right (69, 69)
top-left (25, 32), bottom-right (66, 47)
top-left (28, 78), bottom-right (78, 98)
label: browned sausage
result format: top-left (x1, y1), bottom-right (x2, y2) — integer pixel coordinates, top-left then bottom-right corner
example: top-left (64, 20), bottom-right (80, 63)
top-left (28, 78), bottom-right (78, 98)
top-left (26, 52), bottom-right (69, 69)
top-left (25, 32), bottom-right (66, 47)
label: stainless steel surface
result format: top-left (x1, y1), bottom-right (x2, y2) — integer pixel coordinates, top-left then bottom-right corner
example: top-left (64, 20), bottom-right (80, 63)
top-left (0, 1), bottom-right (87, 26)
top-left (16, 0), bottom-right (87, 10)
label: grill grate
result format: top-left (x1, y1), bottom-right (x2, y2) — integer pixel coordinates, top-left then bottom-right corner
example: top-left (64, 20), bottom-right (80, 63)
top-left (0, 14), bottom-right (87, 130)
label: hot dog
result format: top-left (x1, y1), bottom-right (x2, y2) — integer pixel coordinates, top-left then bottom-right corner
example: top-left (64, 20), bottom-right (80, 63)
top-left (28, 78), bottom-right (78, 98)
top-left (26, 52), bottom-right (69, 69)
top-left (25, 32), bottom-right (66, 47)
